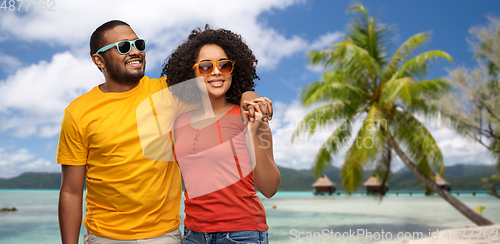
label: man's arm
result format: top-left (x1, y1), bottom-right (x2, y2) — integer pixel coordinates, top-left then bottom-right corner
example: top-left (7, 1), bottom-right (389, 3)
top-left (59, 165), bottom-right (86, 244)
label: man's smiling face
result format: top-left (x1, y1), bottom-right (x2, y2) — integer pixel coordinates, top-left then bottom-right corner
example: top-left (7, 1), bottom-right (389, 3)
top-left (100, 25), bottom-right (146, 85)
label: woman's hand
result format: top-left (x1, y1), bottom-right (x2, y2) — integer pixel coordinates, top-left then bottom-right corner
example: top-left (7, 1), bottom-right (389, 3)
top-left (240, 93), bottom-right (273, 122)
top-left (242, 98), bottom-right (269, 133)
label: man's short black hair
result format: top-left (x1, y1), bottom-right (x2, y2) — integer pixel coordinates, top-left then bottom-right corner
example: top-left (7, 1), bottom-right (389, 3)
top-left (90, 20), bottom-right (130, 57)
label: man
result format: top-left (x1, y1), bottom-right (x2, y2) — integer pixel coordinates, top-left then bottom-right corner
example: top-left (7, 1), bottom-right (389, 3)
top-left (57, 20), bottom-right (272, 244)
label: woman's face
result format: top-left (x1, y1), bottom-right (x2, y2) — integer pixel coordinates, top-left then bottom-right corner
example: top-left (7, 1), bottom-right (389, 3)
top-left (194, 44), bottom-right (233, 101)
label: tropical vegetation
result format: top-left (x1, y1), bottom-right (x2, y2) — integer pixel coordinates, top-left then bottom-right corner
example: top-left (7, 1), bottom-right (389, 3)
top-left (438, 16), bottom-right (500, 199)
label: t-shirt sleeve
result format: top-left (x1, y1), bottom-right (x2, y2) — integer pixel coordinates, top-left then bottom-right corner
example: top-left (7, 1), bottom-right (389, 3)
top-left (176, 99), bottom-right (198, 117)
top-left (162, 76), bottom-right (198, 116)
top-left (56, 110), bottom-right (88, 165)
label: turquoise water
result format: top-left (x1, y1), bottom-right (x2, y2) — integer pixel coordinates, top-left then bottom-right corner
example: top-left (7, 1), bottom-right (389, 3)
top-left (1, 190), bottom-right (499, 244)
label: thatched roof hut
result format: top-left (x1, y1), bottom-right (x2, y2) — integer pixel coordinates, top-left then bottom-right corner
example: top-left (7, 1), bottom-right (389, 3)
top-left (434, 173), bottom-right (451, 191)
top-left (312, 175), bottom-right (336, 195)
top-left (363, 176), bottom-right (389, 195)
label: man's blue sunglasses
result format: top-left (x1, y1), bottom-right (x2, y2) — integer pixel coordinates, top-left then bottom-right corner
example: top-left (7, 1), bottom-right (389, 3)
top-left (95, 39), bottom-right (146, 55)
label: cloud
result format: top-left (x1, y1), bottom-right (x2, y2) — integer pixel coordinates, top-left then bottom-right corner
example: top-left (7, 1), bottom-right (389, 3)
top-left (20, 158), bottom-right (52, 171)
top-left (0, 148), bottom-right (58, 178)
top-left (305, 63), bottom-right (327, 73)
top-left (309, 32), bottom-right (343, 50)
top-left (0, 52), bottom-right (22, 73)
top-left (0, 52), bottom-right (101, 137)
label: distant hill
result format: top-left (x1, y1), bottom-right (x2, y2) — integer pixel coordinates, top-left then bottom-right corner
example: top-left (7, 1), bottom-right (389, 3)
top-left (0, 172), bottom-right (61, 189)
top-left (277, 166), bottom-right (314, 191)
top-left (1, 164), bottom-right (498, 191)
top-left (390, 164), bottom-right (500, 190)
top-left (278, 164), bottom-right (499, 191)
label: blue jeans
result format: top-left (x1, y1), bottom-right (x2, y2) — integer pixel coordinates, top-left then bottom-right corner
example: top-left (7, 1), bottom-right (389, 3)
top-left (183, 227), bottom-right (268, 244)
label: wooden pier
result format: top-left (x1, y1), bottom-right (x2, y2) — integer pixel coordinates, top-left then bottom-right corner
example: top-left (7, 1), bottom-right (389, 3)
top-left (319, 191), bottom-right (490, 196)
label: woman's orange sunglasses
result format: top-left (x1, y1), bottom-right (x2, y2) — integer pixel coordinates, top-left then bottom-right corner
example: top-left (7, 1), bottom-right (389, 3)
top-left (192, 60), bottom-right (235, 76)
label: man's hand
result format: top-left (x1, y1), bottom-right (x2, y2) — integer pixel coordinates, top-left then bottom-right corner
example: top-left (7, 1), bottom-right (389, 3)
top-left (244, 99), bottom-right (269, 134)
top-left (240, 94), bottom-right (273, 123)
top-left (242, 97), bottom-right (273, 123)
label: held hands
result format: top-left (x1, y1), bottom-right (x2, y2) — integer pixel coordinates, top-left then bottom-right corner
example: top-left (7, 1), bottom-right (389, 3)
top-left (242, 97), bottom-right (272, 134)
top-left (241, 97), bottom-right (273, 123)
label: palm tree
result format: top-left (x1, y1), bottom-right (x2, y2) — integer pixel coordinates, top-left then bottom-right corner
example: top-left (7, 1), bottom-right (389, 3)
top-left (292, 3), bottom-right (493, 226)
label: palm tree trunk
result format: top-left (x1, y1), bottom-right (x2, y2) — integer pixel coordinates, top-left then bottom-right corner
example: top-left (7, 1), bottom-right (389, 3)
top-left (386, 132), bottom-right (494, 226)
top-left (380, 143), bottom-right (391, 197)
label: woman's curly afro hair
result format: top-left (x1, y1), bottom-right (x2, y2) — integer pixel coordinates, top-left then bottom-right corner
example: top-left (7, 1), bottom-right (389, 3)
top-left (161, 25), bottom-right (259, 105)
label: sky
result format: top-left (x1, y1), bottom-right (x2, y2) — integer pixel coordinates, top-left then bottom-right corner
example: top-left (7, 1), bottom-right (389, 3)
top-left (0, 0), bottom-right (498, 178)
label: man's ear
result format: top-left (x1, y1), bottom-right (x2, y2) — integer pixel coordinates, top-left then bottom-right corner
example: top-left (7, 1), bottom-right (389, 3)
top-left (92, 54), bottom-right (106, 71)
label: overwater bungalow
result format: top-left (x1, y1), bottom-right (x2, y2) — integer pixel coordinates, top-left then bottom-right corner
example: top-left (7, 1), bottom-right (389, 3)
top-left (312, 175), bottom-right (336, 195)
top-left (363, 176), bottom-right (389, 195)
top-left (434, 173), bottom-right (452, 191)
top-left (425, 173), bottom-right (452, 195)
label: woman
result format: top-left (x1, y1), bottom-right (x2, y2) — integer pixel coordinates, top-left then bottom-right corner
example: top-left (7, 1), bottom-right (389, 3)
top-left (162, 26), bottom-right (280, 244)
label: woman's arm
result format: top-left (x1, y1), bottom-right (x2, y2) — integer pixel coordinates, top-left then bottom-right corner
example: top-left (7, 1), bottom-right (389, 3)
top-left (244, 99), bottom-right (280, 198)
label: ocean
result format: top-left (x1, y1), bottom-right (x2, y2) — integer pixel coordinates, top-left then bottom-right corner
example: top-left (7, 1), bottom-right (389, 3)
top-left (1, 190), bottom-right (499, 244)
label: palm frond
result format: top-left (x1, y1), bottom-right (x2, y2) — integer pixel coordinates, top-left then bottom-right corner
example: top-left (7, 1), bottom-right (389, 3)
top-left (381, 77), bottom-right (416, 108)
top-left (346, 2), bottom-right (369, 17)
top-left (300, 72), bottom-right (368, 106)
top-left (372, 140), bottom-right (392, 186)
top-left (346, 2), bottom-right (392, 66)
top-left (324, 42), bottom-right (381, 74)
top-left (381, 77), bottom-right (451, 112)
top-left (291, 101), bottom-right (359, 141)
top-left (311, 120), bottom-right (353, 178)
top-left (391, 50), bottom-right (454, 81)
top-left (383, 32), bottom-right (432, 82)
top-left (415, 157), bottom-right (438, 191)
top-left (350, 104), bottom-right (387, 163)
top-left (299, 81), bottom-right (331, 106)
top-left (340, 104), bottom-right (387, 192)
top-left (330, 42), bottom-right (382, 88)
top-left (416, 157), bottom-right (435, 178)
top-left (340, 156), bottom-right (364, 192)
top-left (392, 109), bottom-right (444, 171)
top-left (309, 49), bottom-right (335, 66)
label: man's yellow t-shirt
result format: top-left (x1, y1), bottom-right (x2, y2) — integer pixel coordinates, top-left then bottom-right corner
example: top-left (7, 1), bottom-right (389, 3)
top-left (56, 76), bottom-right (193, 240)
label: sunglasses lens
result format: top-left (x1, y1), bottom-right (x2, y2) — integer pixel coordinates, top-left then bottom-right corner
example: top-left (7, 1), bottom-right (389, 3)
top-left (117, 41), bottom-right (131, 54)
top-left (198, 62), bottom-right (214, 75)
top-left (219, 61), bottom-right (233, 74)
top-left (135, 39), bottom-right (146, 52)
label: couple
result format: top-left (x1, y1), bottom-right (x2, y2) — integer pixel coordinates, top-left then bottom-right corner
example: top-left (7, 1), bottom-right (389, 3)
top-left (57, 20), bottom-right (280, 244)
